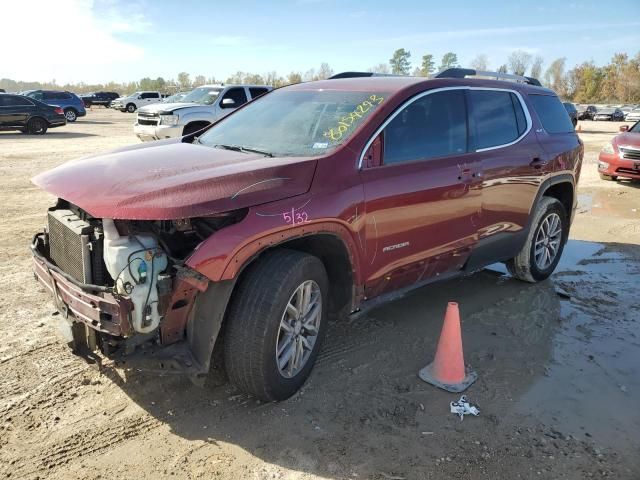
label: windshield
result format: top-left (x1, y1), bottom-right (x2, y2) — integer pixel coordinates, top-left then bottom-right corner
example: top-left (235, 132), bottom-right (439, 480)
top-left (630, 122), bottom-right (640, 133)
top-left (181, 87), bottom-right (223, 105)
top-left (163, 91), bottom-right (190, 103)
top-left (198, 89), bottom-right (389, 157)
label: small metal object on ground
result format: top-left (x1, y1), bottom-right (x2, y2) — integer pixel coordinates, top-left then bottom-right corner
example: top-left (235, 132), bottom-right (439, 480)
top-left (450, 395), bottom-right (480, 420)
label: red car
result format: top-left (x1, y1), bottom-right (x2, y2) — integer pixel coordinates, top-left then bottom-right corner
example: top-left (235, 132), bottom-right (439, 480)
top-left (30, 69), bottom-right (582, 401)
top-left (598, 123), bottom-right (640, 181)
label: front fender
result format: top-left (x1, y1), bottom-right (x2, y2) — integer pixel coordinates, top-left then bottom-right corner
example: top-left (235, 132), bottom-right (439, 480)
top-left (185, 197), bottom-right (363, 286)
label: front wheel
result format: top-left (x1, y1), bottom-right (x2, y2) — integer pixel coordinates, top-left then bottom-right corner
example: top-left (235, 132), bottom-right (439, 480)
top-left (506, 197), bottom-right (568, 283)
top-left (223, 249), bottom-right (329, 401)
top-left (126, 103), bottom-right (136, 113)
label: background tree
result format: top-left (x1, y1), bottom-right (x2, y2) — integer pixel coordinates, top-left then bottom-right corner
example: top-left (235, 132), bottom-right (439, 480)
top-left (497, 64), bottom-right (508, 73)
top-left (507, 50), bottom-right (532, 76)
top-left (177, 72), bottom-right (191, 89)
top-left (470, 54), bottom-right (489, 71)
top-left (419, 54), bottom-right (435, 76)
top-left (544, 58), bottom-right (568, 97)
top-left (317, 62), bottom-right (334, 80)
top-left (192, 75), bottom-right (206, 87)
top-left (287, 72), bottom-right (303, 84)
top-left (389, 48), bottom-right (412, 75)
top-left (530, 56), bottom-right (544, 80)
top-left (438, 52), bottom-right (459, 72)
top-left (368, 63), bottom-right (390, 74)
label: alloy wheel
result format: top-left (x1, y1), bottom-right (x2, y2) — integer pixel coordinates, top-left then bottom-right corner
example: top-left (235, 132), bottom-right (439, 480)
top-left (276, 280), bottom-right (322, 378)
top-left (534, 213), bottom-right (562, 270)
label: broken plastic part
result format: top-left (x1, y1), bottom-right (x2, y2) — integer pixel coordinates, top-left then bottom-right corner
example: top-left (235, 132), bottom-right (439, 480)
top-left (450, 395), bottom-right (480, 421)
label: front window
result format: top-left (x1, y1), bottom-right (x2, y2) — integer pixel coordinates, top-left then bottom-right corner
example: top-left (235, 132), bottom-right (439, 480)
top-left (630, 122), bottom-right (640, 133)
top-left (198, 89), bottom-right (389, 157)
top-left (181, 87), bottom-right (224, 105)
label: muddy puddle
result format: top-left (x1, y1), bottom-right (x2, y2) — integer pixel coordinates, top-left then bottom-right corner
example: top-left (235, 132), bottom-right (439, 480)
top-left (509, 240), bottom-right (640, 453)
top-left (577, 190), bottom-right (640, 219)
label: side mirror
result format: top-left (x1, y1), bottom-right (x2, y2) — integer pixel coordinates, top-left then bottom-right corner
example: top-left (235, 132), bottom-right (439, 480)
top-left (137, 95), bottom-right (143, 99)
top-left (620, 125), bottom-right (629, 132)
top-left (221, 98), bottom-right (236, 107)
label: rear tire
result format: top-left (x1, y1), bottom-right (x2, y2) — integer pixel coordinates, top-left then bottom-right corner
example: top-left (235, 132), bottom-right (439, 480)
top-left (64, 108), bottom-right (77, 122)
top-left (27, 117), bottom-right (48, 135)
top-left (599, 173), bottom-right (617, 181)
top-left (506, 197), bottom-right (568, 283)
top-left (223, 249), bottom-right (329, 401)
top-left (126, 103), bottom-right (136, 113)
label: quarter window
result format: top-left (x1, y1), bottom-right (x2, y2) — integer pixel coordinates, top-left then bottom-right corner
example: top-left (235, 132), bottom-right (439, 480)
top-left (469, 90), bottom-right (526, 150)
top-left (383, 90), bottom-right (468, 164)
top-left (249, 87), bottom-right (269, 99)
top-left (529, 94), bottom-right (575, 134)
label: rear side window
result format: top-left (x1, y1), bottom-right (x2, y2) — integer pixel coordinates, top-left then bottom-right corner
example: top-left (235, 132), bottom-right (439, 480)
top-left (141, 92), bottom-right (159, 99)
top-left (383, 89), bottom-right (467, 164)
top-left (529, 94), bottom-right (574, 134)
top-left (469, 90), bottom-right (527, 150)
top-left (249, 87), bottom-right (269, 99)
top-left (1, 95), bottom-right (33, 106)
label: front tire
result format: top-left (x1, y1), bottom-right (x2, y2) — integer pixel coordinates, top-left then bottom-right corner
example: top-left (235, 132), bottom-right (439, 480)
top-left (506, 197), bottom-right (568, 283)
top-left (223, 249), bottom-right (329, 401)
top-left (126, 103), bottom-right (136, 113)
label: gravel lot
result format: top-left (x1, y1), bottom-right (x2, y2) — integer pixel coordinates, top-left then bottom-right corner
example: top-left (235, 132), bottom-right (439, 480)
top-left (0, 109), bottom-right (639, 479)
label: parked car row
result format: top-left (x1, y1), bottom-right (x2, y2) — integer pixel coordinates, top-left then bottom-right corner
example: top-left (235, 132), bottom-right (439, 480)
top-left (575, 103), bottom-right (639, 121)
top-left (21, 90), bottom-right (86, 122)
top-left (599, 123), bottom-right (640, 182)
top-left (80, 92), bottom-right (120, 108)
top-left (0, 93), bottom-right (67, 134)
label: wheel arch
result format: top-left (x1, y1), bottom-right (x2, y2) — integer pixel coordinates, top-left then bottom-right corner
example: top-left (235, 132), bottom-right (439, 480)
top-left (539, 175), bottom-right (575, 222)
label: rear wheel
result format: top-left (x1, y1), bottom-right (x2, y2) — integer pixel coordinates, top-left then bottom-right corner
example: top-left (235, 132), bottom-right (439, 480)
top-left (223, 249), bottom-right (328, 401)
top-left (506, 197), bottom-right (568, 283)
top-left (126, 103), bottom-right (136, 113)
top-left (599, 173), bottom-right (617, 181)
top-left (27, 117), bottom-right (48, 135)
top-left (64, 108), bottom-right (77, 122)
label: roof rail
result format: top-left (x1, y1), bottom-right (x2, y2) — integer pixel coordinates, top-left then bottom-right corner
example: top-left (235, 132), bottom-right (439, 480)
top-left (329, 71), bottom-right (401, 79)
top-left (436, 68), bottom-right (542, 87)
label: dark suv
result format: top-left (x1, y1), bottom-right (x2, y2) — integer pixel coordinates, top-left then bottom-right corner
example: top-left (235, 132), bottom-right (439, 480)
top-left (0, 93), bottom-right (66, 134)
top-left (22, 90), bottom-right (86, 122)
top-left (81, 92), bottom-right (120, 108)
top-left (30, 68), bottom-right (582, 401)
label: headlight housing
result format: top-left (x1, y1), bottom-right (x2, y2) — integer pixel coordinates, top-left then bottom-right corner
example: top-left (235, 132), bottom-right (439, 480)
top-left (598, 161), bottom-right (609, 170)
top-left (601, 142), bottom-right (615, 154)
top-left (159, 114), bottom-right (179, 126)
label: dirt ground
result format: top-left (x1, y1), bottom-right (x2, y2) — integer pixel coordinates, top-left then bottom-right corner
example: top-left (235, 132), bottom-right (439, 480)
top-left (0, 109), bottom-right (639, 480)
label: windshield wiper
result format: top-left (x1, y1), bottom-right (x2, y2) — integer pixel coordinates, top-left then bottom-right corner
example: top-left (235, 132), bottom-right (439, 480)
top-left (213, 144), bottom-right (273, 157)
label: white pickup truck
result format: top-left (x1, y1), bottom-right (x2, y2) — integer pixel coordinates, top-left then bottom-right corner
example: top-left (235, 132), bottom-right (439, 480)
top-left (112, 91), bottom-right (165, 113)
top-left (134, 84), bottom-right (271, 141)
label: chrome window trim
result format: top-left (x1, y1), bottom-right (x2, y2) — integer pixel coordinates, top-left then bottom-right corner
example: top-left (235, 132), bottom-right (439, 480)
top-left (358, 86), bottom-right (532, 168)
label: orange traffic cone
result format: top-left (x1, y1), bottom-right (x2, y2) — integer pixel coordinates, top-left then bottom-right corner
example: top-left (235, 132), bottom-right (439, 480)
top-left (577, 124), bottom-right (582, 132)
top-left (418, 302), bottom-right (477, 392)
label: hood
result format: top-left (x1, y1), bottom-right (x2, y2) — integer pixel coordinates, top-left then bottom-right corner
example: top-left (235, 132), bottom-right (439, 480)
top-left (138, 102), bottom-right (200, 114)
top-left (615, 131), bottom-right (640, 147)
top-left (32, 142), bottom-right (317, 220)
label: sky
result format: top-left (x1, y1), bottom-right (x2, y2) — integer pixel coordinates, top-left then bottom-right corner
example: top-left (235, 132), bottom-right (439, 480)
top-left (2, 0), bottom-right (640, 85)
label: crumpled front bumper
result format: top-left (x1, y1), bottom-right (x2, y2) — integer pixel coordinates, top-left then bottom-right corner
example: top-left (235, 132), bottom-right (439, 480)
top-left (31, 233), bottom-right (134, 337)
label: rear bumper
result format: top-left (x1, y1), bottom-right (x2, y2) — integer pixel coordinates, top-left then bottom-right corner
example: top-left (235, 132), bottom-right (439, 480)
top-left (598, 152), bottom-right (640, 179)
top-left (31, 233), bottom-right (134, 337)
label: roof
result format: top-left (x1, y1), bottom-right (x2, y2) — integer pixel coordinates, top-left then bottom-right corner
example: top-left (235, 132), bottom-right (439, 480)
top-left (286, 76), bottom-right (556, 95)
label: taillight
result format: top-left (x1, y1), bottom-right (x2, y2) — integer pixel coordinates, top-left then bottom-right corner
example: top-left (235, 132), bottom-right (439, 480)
top-left (54, 107), bottom-right (64, 115)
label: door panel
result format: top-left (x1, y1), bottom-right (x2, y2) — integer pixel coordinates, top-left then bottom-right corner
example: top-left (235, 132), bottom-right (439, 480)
top-left (360, 89), bottom-right (482, 298)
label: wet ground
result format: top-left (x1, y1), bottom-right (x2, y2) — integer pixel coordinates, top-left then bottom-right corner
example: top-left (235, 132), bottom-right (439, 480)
top-left (0, 113), bottom-right (639, 479)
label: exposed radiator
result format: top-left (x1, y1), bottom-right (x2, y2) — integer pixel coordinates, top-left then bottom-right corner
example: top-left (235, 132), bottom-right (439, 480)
top-left (47, 209), bottom-right (110, 285)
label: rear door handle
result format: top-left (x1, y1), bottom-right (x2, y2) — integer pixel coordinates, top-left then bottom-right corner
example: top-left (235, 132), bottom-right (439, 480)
top-left (530, 157), bottom-right (549, 169)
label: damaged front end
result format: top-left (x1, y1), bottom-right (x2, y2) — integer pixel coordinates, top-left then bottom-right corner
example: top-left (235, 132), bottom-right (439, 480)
top-left (31, 200), bottom-right (243, 380)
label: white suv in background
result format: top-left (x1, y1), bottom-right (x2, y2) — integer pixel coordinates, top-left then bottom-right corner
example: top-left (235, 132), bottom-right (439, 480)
top-left (112, 91), bottom-right (164, 113)
top-left (134, 84), bottom-right (272, 141)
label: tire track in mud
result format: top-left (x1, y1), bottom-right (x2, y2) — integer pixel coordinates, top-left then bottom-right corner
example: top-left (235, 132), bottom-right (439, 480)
top-left (5, 413), bottom-right (161, 477)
